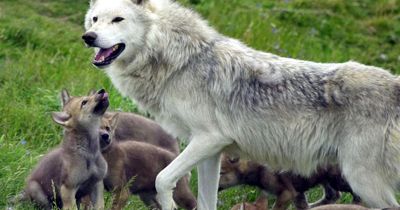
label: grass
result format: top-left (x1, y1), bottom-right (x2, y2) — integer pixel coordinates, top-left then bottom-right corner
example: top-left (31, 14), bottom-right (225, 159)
top-left (0, 0), bottom-right (399, 209)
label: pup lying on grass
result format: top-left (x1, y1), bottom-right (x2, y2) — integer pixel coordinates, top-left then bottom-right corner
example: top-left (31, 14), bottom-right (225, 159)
top-left (16, 89), bottom-right (109, 209)
top-left (219, 154), bottom-right (360, 210)
top-left (98, 114), bottom-right (196, 210)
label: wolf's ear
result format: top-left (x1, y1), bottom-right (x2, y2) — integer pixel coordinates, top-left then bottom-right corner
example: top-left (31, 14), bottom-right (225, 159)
top-left (60, 88), bottom-right (70, 107)
top-left (134, 0), bottom-right (170, 10)
top-left (87, 89), bottom-right (97, 96)
top-left (90, 0), bottom-right (97, 6)
top-left (52, 112), bottom-right (71, 126)
top-left (110, 113), bottom-right (119, 131)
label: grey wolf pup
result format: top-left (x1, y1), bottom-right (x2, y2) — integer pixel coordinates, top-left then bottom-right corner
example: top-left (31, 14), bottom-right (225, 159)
top-left (83, 0), bottom-right (400, 209)
top-left (17, 89), bottom-right (109, 209)
top-left (98, 114), bottom-right (196, 210)
top-left (219, 154), bottom-right (361, 210)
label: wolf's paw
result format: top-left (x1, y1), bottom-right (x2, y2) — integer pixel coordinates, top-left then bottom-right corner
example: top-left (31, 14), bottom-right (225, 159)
top-left (156, 190), bottom-right (176, 210)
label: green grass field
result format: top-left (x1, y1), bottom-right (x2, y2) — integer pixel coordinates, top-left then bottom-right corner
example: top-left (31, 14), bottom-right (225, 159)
top-left (1, 0), bottom-right (399, 209)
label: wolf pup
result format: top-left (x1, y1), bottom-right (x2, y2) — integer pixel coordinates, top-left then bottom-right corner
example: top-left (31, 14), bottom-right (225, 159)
top-left (103, 111), bottom-right (180, 155)
top-left (230, 194), bottom-right (268, 210)
top-left (19, 89), bottom-right (109, 209)
top-left (98, 114), bottom-right (196, 210)
top-left (219, 154), bottom-right (361, 210)
top-left (219, 154), bottom-right (295, 210)
top-left (84, 0), bottom-right (400, 209)
top-left (85, 90), bottom-right (180, 154)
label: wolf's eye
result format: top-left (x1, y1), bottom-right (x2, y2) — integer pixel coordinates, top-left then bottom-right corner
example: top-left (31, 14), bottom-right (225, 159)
top-left (81, 100), bottom-right (88, 107)
top-left (93, 16), bottom-right (98, 22)
top-left (105, 126), bottom-right (111, 131)
top-left (112, 17), bottom-right (124, 23)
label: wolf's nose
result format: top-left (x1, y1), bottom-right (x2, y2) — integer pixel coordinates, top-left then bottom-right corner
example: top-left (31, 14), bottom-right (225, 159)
top-left (97, 89), bottom-right (105, 94)
top-left (82, 32), bottom-right (97, 46)
top-left (101, 133), bottom-right (109, 141)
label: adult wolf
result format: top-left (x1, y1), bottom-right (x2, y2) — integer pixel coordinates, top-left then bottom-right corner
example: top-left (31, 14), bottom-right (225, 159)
top-left (83, 0), bottom-right (400, 209)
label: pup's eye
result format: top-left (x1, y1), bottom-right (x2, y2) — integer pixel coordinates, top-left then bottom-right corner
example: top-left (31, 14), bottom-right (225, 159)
top-left (228, 157), bottom-right (239, 164)
top-left (105, 126), bottom-right (111, 131)
top-left (93, 16), bottom-right (98, 22)
top-left (81, 100), bottom-right (88, 107)
top-left (112, 17), bottom-right (124, 23)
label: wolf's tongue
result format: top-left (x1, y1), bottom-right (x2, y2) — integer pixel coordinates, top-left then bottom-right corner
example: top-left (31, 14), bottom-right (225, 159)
top-left (95, 48), bottom-right (114, 61)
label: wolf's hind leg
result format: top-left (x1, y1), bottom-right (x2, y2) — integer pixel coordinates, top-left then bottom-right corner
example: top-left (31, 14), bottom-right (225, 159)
top-left (26, 181), bottom-right (52, 210)
top-left (340, 155), bottom-right (398, 208)
top-left (339, 124), bottom-right (400, 208)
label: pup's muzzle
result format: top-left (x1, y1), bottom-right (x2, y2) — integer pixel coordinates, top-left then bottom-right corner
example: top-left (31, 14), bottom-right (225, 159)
top-left (101, 133), bottom-right (110, 142)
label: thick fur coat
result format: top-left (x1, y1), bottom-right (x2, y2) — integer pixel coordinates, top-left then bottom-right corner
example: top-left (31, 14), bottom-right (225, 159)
top-left (84, 0), bottom-right (400, 209)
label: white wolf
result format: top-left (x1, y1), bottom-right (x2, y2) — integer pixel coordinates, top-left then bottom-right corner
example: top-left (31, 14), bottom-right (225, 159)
top-left (83, 0), bottom-right (400, 209)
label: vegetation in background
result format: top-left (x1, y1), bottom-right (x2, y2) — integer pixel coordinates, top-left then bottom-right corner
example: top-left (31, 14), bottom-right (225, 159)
top-left (0, 0), bottom-right (399, 209)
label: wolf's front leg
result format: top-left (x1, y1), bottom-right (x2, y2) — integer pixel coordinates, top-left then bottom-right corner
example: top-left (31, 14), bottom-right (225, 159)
top-left (61, 185), bottom-right (77, 210)
top-left (91, 181), bottom-right (105, 210)
top-left (111, 187), bottom-right (129, 210)
top-left (197, 153), bottom-right (221, 210)
top-left (155, 133), bottom-right (232, 210)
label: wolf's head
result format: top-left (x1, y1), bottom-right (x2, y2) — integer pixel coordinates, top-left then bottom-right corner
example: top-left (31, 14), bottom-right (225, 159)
top-left (82, 0), bottom-right (169, 68)
top-left (219, 153), bottom-right (242, 190)
top-left (99, 113), bottom-right (119, 151)
top-left (52, 89), bottom-right (110, 131)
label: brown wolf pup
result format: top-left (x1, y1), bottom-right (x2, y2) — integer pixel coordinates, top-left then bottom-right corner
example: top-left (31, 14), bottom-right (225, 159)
top-left (98, 114), bottom-right (196, 210)
top-left (219, 154), bottom-right (360, 210)
top-left (103, 111), bottom-right (180, 155)
top-left (17, 89), bottom-right (109, 210)
top-left (230, 194), bottom-right (268, 210)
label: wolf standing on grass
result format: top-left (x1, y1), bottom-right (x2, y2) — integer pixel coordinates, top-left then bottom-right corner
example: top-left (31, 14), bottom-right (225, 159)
top-left (83, 0), bottom-right (400, 209)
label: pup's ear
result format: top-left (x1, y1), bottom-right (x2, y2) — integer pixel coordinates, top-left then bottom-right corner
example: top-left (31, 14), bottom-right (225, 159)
top-left (60, 88), bottom-right (70, 108)
top-left (52, 112), bottom-right (71, 126)
top-left (110, 113), bottom-right (119, 132)
top-left (87, 89), bottom-right (97, 96)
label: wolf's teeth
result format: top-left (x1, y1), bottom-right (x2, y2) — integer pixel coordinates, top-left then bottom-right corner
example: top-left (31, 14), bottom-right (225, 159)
top-left (99, 56), bottom-right (105, 62)
top-left (113, 45), bottom-right (119, 51)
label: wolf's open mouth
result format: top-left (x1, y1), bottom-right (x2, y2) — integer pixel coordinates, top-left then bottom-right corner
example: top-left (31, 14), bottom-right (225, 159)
top-left (93, 43), bottom-right (125, 67)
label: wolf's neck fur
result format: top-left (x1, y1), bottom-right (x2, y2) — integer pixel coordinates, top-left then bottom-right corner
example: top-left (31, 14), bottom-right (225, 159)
top-left (62, 125), bottom-right (100, 156)
top-left (108, 2), bottom-right (219, 113)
